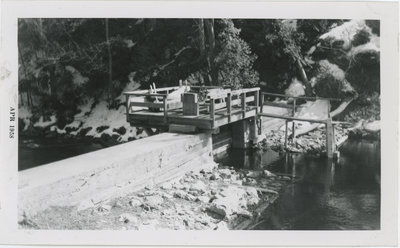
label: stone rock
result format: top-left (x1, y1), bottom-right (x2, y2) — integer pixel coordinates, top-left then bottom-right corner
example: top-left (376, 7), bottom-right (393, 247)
top-left (172, 181), bottom-right (184, 190)
top-left (190, 180), bottom-right (207, 194)
top-left (245, 187), bottom-right (258, 198)
top-left (97, 204), bottom-right (112, 212)
top-left (119, 213), bottom-right (137, 224)
top-left (143, 195), bottom-right (164, 209)
top-left (207, 186), bottom-right (247, 218)
top-left (184, 193), bottom-right (196, 202)
top-left (161, 192), bottom-right (173, 199)
top-left (196, 195), bottom-right (210, 204)
top-left (160, 181), bottom-right (173, 190)
top-left (207, 203), bottom-right (227, 218)
top-left (173, 190), bottom-right (187, 199)
top-left (112, 200), bottom-right (123, 208)
top-left (246, 170), bottom-right (263, 178)
top-left (129, 198), bottom-right (142, 207)
top-left (214, 221), bottom-right (229, 230)
top-left (247, 195), bottom-right (260, 206)
top-left (263, 169), bottom-right (277, 178)
top-left (218, 168), bottom-right (232, 178)
top-left (237, 209), bottom-right (253, 218)
top-left (209, 173), bottom-right (219, 180)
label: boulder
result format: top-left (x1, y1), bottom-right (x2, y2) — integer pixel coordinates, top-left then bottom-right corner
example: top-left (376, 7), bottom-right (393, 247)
top-left (129, 198), bottom-right (142, 207)
top-left (207, 186), bottom-right (247, 218)
top-left (190, 180), bottom-right (207, 194)
top-left (143, 195), bottom-right (164, 209)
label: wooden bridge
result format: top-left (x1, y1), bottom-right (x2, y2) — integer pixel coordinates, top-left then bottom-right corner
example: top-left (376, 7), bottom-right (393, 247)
top-left (124, 85), bottom-right (341, 158)
top-left (18, 85), bottom-right (343, 218)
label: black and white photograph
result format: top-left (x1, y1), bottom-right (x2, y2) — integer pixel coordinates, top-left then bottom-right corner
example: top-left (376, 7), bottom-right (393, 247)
top-left (17, 17), bottom-right (382, 231)
top-left (0, 1), bottom-right (398, 247)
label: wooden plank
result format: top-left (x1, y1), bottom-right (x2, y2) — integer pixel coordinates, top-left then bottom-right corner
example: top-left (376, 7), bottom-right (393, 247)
top-left (258, 113), bottom-right (328, 124)
top-left (129, 101), bottom-right (164, 109)
top-left (169, 124), bottom-right (198, 134)
top-left (263, 101), bottom-right (294, 109)
top-left (261, 92), bottom-right (341, 102)
top-left (125, 92), bottom-right (168, 97)
top-left (124, 86), bottom-right (180, 95)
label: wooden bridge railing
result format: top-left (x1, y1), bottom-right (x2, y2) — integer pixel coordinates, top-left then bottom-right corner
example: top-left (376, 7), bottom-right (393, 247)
top-left (124, 86), bottom-right (260, 128)
top-left (259, 92), bottom-right (341, 158)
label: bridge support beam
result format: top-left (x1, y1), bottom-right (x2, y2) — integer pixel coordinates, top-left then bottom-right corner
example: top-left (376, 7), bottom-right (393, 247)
top-left (231, 117), bottom-right (259, 149)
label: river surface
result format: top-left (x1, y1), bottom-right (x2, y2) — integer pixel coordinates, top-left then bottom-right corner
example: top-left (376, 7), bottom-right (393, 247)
top-left (19, 137), bottom-right (380, 230)
top-left (220, 140), bottom-right (381, 230)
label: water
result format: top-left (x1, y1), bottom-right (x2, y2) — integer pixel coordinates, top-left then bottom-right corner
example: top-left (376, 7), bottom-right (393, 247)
top-left (220, 140), bottom-right (381, 230)
top-left (18, 137), bottom-right (105, 171)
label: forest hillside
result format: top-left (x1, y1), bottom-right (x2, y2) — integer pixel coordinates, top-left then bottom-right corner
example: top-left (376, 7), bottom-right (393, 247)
top-left (18, 19), bottom-right (380, 142)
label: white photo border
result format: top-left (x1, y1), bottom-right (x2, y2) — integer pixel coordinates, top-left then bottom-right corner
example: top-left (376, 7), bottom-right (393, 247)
top-left (0, 1), bottom-right (398, 246)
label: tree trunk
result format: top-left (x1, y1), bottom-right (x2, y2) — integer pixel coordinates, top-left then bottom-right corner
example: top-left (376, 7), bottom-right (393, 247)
top-left (295, 59), bottom-right (313, 96)
top-left (18, 43), bottom-right (31, 106)
top-left (198, 19), bottom-right (206, 57)
top-left (204, 19), bottom-right (218, 86)
top-left (105, 19), bottom-right (113, 105)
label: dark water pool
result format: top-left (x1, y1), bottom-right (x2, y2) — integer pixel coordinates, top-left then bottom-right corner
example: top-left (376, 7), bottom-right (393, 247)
top-left (18, 138), bottom-right (105, 171)
top-left (219, 140), bottom-right (381, 230)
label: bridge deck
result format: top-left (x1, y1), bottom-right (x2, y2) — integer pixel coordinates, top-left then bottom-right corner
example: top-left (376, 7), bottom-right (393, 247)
top-left (125, 86), bottom-right (260, 130)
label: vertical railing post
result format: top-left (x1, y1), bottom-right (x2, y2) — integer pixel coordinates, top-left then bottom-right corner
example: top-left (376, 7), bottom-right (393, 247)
top-left (285, 120), bottom-right (289, 150)
top-left (227, 93), bottom-right (232, 123)
top-left (125, 94), bottom-right (130, 122)
top-left (260, 93), bottom-right (264, 113)
top-left (254, 90), bottom-right (259, 115)
top-left (292, 98), bottom-right (296, 142)
top-left (210, 98), bottom-right (215, 126)
top-left (163, 95), bottom-right (168, 124)
top-left (326, 118), bottom-right (334, 158)
top-left (242, 92), bottom-right (246, 118)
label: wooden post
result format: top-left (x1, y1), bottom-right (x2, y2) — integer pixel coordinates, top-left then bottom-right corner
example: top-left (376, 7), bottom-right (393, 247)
top-left (242, 92), bottom-right (246, 118)
top-left (210, 98), bottom-right (215, 125)
top-left (260, 93), bottom-right (264, 113)
top-left (163, 96), bottom-right (168, 124)
top-left (326, 118), bottom-right (334, 158)
top-left (285, 120), bottom-right (289, 149)
top-left (227, 93), bottom-right (232, 123)
top-left (125, 94), bottom-right (130, 122)
top-left (254, 90), bottom-right (259, 115)
top-left (292, 99), bottom-right (296, 142)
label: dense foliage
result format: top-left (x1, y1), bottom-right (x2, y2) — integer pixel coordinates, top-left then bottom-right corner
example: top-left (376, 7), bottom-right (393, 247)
top-left (18, 18), bottom-right (380, 124)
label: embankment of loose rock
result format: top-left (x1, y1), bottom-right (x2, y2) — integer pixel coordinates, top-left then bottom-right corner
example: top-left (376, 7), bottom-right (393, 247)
top-left (20, 165), bottom-right (294, 230)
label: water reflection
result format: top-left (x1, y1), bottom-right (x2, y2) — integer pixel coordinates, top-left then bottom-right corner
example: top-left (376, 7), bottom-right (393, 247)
top-left (221, 140), bottom-right (380, 230)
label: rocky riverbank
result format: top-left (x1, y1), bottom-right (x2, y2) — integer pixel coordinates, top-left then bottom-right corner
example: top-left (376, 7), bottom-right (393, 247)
top-left (258, 123), bottom-right (350, 155)
top-left (19, 164), bottom-right (295, 230)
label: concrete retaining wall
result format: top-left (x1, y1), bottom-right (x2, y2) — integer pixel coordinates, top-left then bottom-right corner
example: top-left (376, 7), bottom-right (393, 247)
top-left (19, 132), bottom-right (214, 218)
